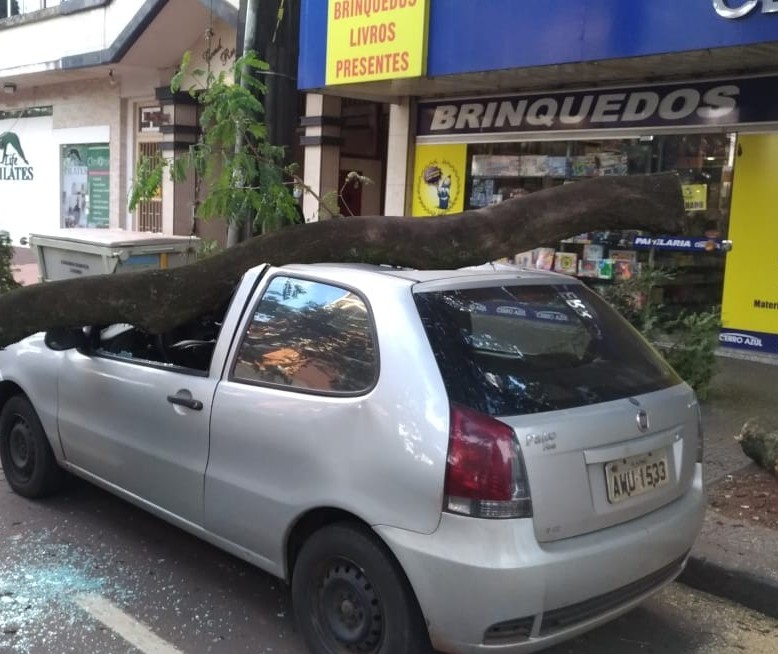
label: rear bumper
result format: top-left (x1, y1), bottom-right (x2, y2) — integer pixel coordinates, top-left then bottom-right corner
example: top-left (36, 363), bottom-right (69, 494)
top-left (375, 465), bottom-right (705, 654)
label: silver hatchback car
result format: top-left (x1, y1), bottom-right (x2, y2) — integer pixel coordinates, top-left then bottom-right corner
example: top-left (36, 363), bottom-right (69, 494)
top-left (0, 263), bottom-right (705, 654)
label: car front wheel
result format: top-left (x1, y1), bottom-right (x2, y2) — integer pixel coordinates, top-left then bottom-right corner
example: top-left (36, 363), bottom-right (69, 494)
top-left (0, 395), bottom-right (63, 498)
top-left (291, 522), bottom-right (430, 654)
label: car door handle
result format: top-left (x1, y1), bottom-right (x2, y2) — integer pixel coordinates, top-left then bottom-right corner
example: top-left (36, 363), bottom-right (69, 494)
top-left (167, 394), bottom-right (203, 411)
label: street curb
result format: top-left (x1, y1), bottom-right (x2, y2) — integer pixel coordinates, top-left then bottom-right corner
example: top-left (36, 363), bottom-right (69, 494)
top-left (679, 555), bottom-right (778, 619)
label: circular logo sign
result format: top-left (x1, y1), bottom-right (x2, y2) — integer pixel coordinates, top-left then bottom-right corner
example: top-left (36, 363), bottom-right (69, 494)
top-left (416, 158), bottom-right (461, 216)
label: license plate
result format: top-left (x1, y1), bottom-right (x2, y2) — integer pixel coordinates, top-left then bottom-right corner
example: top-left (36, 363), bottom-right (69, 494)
top-left (605, 450), bottom-right (669, 504)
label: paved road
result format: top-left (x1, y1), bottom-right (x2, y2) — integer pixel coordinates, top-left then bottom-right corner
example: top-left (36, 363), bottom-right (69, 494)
top-left (2, 472), bottom-right (776, 654)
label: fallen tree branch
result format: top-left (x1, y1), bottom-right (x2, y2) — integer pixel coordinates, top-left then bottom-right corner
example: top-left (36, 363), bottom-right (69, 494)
top-left (0, 173), bottom-right (685, 348)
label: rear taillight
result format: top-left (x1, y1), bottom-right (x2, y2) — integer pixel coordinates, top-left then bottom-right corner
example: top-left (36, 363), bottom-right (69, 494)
top-left (444, 404), bottom-right (532, 519)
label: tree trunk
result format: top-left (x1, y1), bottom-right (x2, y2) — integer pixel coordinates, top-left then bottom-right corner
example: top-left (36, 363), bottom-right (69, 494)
top-left (0, 173), bottom-right (685, 348)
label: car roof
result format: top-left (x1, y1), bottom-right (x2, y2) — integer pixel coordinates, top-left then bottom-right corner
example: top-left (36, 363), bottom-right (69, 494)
top-left (279, 262), bottom-right (579, 286)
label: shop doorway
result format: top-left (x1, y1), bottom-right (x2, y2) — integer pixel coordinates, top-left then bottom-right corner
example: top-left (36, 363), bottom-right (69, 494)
top-left (135, 141), bottom-right (162, 232)
top-left (339, 158), bottom-right (383, 216)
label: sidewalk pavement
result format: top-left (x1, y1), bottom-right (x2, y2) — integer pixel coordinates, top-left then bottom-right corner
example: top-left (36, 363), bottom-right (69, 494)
top-left (679, 352), bottom-right (778, 618)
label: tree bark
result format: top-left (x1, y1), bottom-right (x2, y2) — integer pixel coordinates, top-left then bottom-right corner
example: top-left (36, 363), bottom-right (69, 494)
top-left (0, 173), bottom-right (685, 348)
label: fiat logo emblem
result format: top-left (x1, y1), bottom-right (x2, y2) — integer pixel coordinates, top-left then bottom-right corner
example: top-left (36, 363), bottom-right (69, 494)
top-left (636, 410), bottom-right (649, 432)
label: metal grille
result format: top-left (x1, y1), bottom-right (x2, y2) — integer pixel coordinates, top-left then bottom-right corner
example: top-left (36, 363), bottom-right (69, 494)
top-left (136, 141), bottom-right (162, 233)
top-left (484, 616), bottom-right (534, 644)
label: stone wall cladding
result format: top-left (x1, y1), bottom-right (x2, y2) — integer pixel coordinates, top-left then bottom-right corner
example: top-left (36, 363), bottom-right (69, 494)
top-left (52, 79), bottom-right (123, 228)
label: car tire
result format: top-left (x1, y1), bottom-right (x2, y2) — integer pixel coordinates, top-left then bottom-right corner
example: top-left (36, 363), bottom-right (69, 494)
top-left (0, 395), bottom-right (63, 498)
top-left (291, 522), bottom-right (431, 654)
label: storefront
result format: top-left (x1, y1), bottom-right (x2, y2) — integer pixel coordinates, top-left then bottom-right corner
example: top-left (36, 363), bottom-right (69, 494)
top-left (297, 0), bottom-right (778, 355)
top-left (409, 83), bottom-right (778, 353)
top-left (406, 76), bottom-right (778, 355)
top-left (411, 76), bottom-right (778, 324)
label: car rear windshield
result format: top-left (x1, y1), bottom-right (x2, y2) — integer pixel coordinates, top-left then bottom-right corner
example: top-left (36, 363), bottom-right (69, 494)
top-left (414, 282), bottom-right (681, 417)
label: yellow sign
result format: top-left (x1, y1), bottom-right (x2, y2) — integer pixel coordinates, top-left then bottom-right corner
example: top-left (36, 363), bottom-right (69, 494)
top-left (325, 0), bottom-right (429, 85)
top-left (721, 134), bottom-right (778, 345)
top-left (411, 144), bottom-right (466, 217)
top-left (681, 183), bottom-right (707, 212)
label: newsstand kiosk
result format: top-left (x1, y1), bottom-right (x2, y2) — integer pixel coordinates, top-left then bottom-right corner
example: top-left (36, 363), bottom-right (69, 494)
top-left (28, 229), bottom-right (199, 282)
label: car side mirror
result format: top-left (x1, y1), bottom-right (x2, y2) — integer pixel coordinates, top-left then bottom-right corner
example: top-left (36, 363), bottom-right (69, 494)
top-left (44, 326), bottom-right (89, 352)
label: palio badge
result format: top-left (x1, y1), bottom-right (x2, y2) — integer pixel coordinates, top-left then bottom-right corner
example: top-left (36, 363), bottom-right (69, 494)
top-left (417, 160), bottom-right (461, 216)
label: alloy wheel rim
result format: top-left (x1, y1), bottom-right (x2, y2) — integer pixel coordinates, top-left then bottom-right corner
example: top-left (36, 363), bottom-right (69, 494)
top-left (318, 559), bottom-right (383, 653)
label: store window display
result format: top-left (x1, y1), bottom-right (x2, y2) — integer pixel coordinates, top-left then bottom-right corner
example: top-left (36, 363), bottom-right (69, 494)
top-left (463, 133), bottom-right (735, 315)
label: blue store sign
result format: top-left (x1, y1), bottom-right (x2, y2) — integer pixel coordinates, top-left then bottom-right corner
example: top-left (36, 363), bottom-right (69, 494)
top-left (417, 76), bottom-right (778, 137)
top-left (299, 0), bottom-right (778, 90)
top-left (631, 236), bottom-right (723, 253)
top-left (719, 328), bottom-right (778, 354)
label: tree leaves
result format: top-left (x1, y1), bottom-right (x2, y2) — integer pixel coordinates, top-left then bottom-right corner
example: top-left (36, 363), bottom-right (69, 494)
top-left (0, 232), bottom-right (20, 295)
top-left (129, 51), bottom-right (299, 236)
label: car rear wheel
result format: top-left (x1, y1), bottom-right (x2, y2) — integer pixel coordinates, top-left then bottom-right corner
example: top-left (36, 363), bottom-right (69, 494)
top-left (291, 522), bottom-right (431, 654)
top-left (0, 395), bottom-right (63, 498)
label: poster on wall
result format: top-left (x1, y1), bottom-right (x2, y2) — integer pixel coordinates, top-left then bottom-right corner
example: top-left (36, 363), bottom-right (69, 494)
top-left (60, 143), bottom-right (110, 228)
top-left (411, 144), bottom-right (467, 217)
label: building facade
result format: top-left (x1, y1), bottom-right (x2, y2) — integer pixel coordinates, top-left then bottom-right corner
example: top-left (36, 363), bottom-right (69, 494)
top-left (0, 0), bottom-right (240, 249)
top-left (297, 0), bottom-right (778, 356)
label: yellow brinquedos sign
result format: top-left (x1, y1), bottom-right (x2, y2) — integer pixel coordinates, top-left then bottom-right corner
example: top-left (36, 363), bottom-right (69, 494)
top-left (326, 0), bottom-right (429, 85)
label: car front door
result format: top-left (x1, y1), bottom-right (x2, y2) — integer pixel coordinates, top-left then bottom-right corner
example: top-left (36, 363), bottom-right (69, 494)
top-left (56, 324), bottom-right (218, 524)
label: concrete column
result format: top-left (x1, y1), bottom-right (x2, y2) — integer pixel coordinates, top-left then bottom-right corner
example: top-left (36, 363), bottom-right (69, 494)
top-left (161, 158), bottom-right (175, 235)
top-left (119, 98), bottom-right (132, 230)
top-left (301, 93), bottom-right (342, 222)
top-left (384, 98), bottom-right (412, 216)
top-left (155, 91), bottom-right (199, 236)
top-left (171, 104), bottom-right (198, 236)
